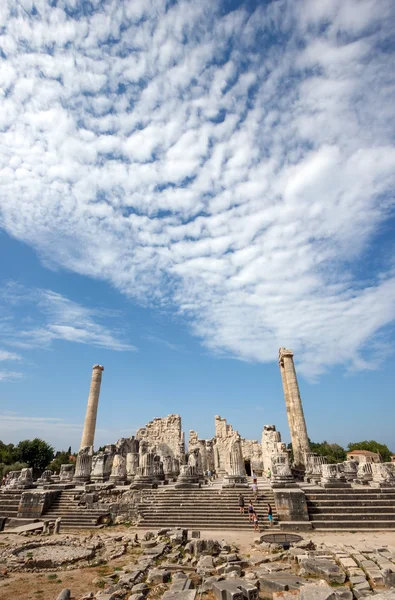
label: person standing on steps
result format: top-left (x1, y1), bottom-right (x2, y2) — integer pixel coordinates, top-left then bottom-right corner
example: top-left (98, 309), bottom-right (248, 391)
top-left (267, 503), bottom-right (273, 526)
top-left (252, 481), bottom-right (258, 501)
top-left (238, 493), bottom-right (245, 514)
top-left (248, 500), bottom-right (254, 522)
top-left (253, 510), bottom-right (260, 532)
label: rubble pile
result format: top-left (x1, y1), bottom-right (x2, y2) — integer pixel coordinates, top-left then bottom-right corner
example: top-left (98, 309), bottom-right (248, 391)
top-left (1, 529), bottom-right (395, 600)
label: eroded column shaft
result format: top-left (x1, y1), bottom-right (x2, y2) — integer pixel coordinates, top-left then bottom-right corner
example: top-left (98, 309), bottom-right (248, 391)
top-left (279, 348), bottom-right (309, 467)
top-left (80, 364), bottom-right (104, 450)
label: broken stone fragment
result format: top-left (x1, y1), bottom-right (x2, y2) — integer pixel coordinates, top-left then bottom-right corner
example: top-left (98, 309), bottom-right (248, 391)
top-left (146, 568), bottom-right (171, 584)
top-left (56, 590), bottom-right (71, 600)
top-left (198, 575), bottom-right (223, 593)
top-left (300, 559), bottom-right (346, 584)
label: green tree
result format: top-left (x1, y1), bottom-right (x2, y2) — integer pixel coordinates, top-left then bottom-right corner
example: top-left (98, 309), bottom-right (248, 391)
top-left (16, 438), bottom-right (54, 475)
top-left (0, 461), bottom-right (28, 479)
top-left (48, 450), bottom-right (74, 473)
top-left (0, 441), bottom-right (19, 465)
top-left (309, 441), bottom-right (346, 464)
top-left (347, 441), bottom-right (393, 462)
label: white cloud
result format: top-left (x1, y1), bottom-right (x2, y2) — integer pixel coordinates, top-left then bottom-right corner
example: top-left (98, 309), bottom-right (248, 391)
top-left (0, 350), bottom-right (21, 361)
top-left (0, 283), bottom-right (136, 362)
top-left (0, 371), bottom-right (23, 382)
top-left (0, 0), bottom-right (395, 378)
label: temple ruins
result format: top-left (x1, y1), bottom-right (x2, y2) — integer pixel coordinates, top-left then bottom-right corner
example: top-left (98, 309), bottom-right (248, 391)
top-left (2, 347), bottom-right (395, 533)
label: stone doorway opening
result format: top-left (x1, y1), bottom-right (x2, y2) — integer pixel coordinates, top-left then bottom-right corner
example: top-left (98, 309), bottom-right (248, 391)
top-left (244, 459), bottom-right (251, 476)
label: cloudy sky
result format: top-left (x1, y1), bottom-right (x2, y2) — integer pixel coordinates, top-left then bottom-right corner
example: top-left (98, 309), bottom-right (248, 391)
top-left (0, 0), bottom-right (394, 452)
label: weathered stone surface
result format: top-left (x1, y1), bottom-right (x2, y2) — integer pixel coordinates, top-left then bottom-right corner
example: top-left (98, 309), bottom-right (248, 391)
top-left (300, 559), bottom-right (346, 584)
top-left (130, 584), bottom-right (148, 594)
top-left (383, 569), bottom-right (395, 588)
top-left (273, 488), bottom-right (310, 523)
top-left (338, 557), bottom-right (357, 569)
top-left (199, 576), bottom-right (223, 593)
top-left (213, 581), bottom-right (244, 600)
top-left (224, 564), bottom-right (242, 575)
top-left (259, 574), bottom-right (308, 593)
top-left (140, 540), bottom-right (157, 549)
top-left (350, 576), bottom-right (368, 586)
top-left (299, 581), bottom-right (337, 600)
top-left (56, 591), bottom-right (71, 600)
top-left (198, 556), bottom-right (214, 569)
top-left (146, 568), bottom-right (171, 584)
top-left (226, 554), bottom-right (239, 563)
top-left (333, 589), bottom-right (353, 600)
top-left (193, 539), bottom-right (221, 556)
top-left (136, 414), bottom-right (183, 460)
top-left (118, 572), bottom-right (143, 587)
top-left (162, 592), bottom-right (196, 600)
top-left (278, 348), bottom-right (310, 467)
top-left (367, 592), bottom-right (395, 600)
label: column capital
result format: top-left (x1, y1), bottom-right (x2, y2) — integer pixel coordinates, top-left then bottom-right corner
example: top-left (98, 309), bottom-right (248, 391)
top-left (92, 364), bottom-right (104, 371)
top-left (278, 347), bottom-right (293, 363)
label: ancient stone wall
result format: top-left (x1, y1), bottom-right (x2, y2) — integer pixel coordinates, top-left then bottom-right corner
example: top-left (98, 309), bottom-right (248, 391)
top-left (241, 439), bottom-right (263, 474)
top-left (136, 414), bottom-right (182, 459)
top-left (214, 416), bottom-right (240, 473)
top-left (261, 424), bottom-right (287, 472)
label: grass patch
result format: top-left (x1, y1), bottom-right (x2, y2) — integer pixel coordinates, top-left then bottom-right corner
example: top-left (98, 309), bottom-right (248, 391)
top-left (47, 574), bottom-right (57, 580)
top-left (96, 579), bottom-right (106, 589)
top-left (96, 565), bottom-right (111, 576)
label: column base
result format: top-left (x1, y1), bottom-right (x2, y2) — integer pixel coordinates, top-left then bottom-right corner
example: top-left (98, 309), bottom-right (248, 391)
top-left (130, 476), bottom-right (155, 489)
top-left (320, 479), bottom-right (351, 488)
top-left (222, 475), bottom-right (249, 488)
top-left (73, 476), bottom-right (91, 484)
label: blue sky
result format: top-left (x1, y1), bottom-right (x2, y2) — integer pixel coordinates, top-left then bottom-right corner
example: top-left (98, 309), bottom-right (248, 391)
top-left (0, 0), bottom-right (395, 453)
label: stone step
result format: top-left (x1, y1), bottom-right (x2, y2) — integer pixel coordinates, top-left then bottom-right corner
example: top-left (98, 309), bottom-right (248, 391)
top-left (44, 509), bottom-right (107, 517)
top-left (309, 506), bottom-right (395, 514)
top-left (310, 513), bottom-right (395, 521)
top-left (146, 498), bottom-right (275, 506)
top-left (138, 520), bottom-right (277, 529)
top-left (311, 520), bottom-right (395, 529)
top-left (141, 515), bottom-right (273, 523)
top-left (306, 499), bottom-right (395, 506)
top-left (144, 510), bottom-right (277, 516)
top-left (304, 490), bottom-right (395, 497)
top-left (143, 509), bottom-right (277, 517)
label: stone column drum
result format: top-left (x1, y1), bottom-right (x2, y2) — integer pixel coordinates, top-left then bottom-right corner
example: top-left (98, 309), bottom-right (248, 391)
top-left (278, 348), bottom-right (310, 468)
top-left (80, 364), bottom-right (104, 450)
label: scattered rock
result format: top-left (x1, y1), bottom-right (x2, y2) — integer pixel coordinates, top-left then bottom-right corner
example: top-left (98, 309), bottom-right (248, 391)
top-left (56, 591), bottom-right (71, 600)
top-left (146, 568), bottom-right (171, 584)
top-left (300, 559), bottom-right (346, 584)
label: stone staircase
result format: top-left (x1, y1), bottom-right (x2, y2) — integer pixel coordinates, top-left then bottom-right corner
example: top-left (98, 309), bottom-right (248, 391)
top-left (304, 486), bottom-right (395, 530)
top-left (42, 490), bottom-right (110, 529)
top-left (0, 490), bottom-right (23, 520)
top-left (136, 484), bottom-right (278, 530)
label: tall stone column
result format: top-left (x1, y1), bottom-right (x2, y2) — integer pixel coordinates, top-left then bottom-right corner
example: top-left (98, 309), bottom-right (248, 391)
top-left (278, 348), bottom-right (310, 468)
top-left (80, 365), bottom-right (104, 450)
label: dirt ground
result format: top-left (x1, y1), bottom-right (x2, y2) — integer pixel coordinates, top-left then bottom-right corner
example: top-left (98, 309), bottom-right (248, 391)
top-left (1, 526), bottom-right (395, 600)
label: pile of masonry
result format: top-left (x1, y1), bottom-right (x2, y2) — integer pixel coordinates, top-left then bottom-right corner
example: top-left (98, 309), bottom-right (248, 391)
top-left (2, 528), bottom-right (395, 600)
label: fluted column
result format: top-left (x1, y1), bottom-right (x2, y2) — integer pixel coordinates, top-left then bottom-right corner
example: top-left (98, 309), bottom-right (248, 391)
top-left (80, 364), bottom-right (104, 450)
top-left (278, 348), bottom-right (309, 468)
